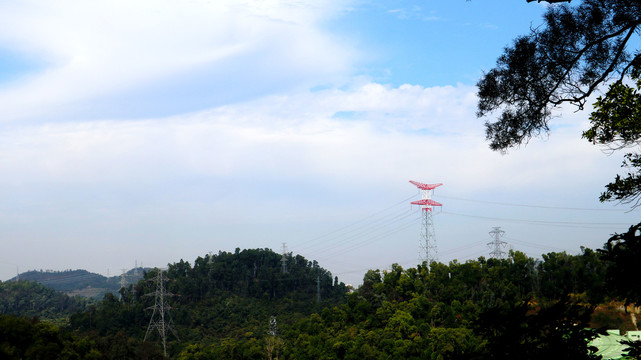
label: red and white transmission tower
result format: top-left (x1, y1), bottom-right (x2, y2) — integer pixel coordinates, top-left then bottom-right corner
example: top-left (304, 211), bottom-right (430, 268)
top-left (410, 180), bottom-right (443, 266)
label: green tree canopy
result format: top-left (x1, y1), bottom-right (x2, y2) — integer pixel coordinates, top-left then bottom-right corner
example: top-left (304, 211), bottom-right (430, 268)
top-left (583, 62), bottom-right (641, 205)
top-left (599, 222), bottom-right (641, 305)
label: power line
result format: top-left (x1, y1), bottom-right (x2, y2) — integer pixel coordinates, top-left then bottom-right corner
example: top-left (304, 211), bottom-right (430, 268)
top-left (318, 215), bottom-right (420, 259)
top-left (308, 209), bottom-right (418, 256)
top-left (504, 236), bottom-right (571, 253)
top-left (279, 190), bottom-right (631, 285)
top-left (292, 193), bottom-right (417, 251)
top-left (439, 195), bottom-right (627, 212)
top-left (296, 193), bottom-right (626, 264)
top-left (442, 210), bottom-right (630, 228)
top-left (439, 239), bottom-right (488, 258)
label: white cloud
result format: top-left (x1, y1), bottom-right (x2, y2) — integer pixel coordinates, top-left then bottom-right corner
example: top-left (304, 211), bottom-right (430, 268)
top-left (0, 0), bottom-right (634, 287)
top-left (0, 0), bottom-right (356, 121)
top-left (0, 82), bottom-right (622, 195)
top-left (0, 80), bottom-right (635, 284)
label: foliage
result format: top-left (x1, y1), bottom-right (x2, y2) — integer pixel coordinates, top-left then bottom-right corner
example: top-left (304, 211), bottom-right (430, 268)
top-left (584, 61), bottom-right (641, 205)
top-left (0, 280), bottom-right (89, 321)
top-left (0, 314), bottom-right (102, 360)
top-left (284, 251), bottom-right (610, 359)
top-left (599, 222), bottom-right (641, 306)
top-left (17, 269), bottom-right (117, 293)
top-left (66, 248), bottom-right (349, 357)
top-left (473, 298), bottom-right (603, 360)
top-left (621, 339), bottom-right (641, 359)
top-left (477, 0), bottom-right (641, 205)
top-left (3, 247), bottom-right (628, 359)
top-left (16, 268), bottom-right (146, 298)
top-left (165, 248), bottom-right (347, 306)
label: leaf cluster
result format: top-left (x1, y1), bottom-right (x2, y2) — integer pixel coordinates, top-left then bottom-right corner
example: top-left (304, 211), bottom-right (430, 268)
top-left (584, 60), bottom-right (641, 205)
top-left (0, 280), bottom-right (89, 321)
top-left (478, 0), bottom-right (641, 152)
top-left (5, 245), bottom-right (638, 359)
top-left (284, 250), bottom-right (612, 360)
top-left (599, 222), bottom-right (641, 306)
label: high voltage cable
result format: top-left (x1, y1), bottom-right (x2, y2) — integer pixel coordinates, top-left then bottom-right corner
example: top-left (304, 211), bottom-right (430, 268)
top-left (293, 207), bottom-right (416, 255)
top-left (438, 239), bottom-right (488, 258)
top-left (289, 190), bottom-right (632, 283)
top-left (333, 262), bottom-right (413, 279)
top-left (443, 245), bottom-right (488, 263)
top-left (307, 209), bottom-right (418, 256)
top-left (331, 258), bottom-right (420, 279)
top-left (314, 215), bottom-right (419, 260)
top-left (457, 249), bottom-right (491, 262)
top-left (293, 198), bottom-right (415, 254)
top-left (439, 195), bottom-right (627, 212)
top-left (295, 192), bottom-right (624, 260)
top-left (504, 236), bottom-right (572, 253)
top-left (317, 215), bottom-right (421, 259)
top-left (442, 210), bottom-right (630, 228)
top-left (305, 208), bottom-right (415, 253)
top-left (296, 193), bottom-right (619, 276)
top-left (291, 193), bottom-right (417, 250)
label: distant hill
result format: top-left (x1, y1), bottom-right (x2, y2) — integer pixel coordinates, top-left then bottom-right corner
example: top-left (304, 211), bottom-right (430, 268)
top-left (12, 268), bottom-right (146, 298)
top-left (4, 247), bottom-right (633, 359)
top-left (0, 280), bottom-right (89, 322)
top-left (68, 248), bottom-right (350, 342)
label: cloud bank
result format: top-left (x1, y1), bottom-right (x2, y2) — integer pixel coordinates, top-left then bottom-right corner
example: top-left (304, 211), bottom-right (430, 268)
top-left (0, 0), bottom-right (634, 285)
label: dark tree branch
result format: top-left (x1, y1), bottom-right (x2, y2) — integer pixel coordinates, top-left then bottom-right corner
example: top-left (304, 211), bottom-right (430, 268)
top-left (478, 0), bottom-right (641, 151)
top-left (478, 0), bottom-right (641, 207)
top-left (548, 24), bottom-right (639, 107)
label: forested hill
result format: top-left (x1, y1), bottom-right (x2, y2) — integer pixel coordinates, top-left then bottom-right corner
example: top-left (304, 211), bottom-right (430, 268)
top-left (65, 248), bottom-right (349, 358)
top-left (14, 268), bottom-right (145, 298)
top-left (65, 247), bottom-right (633, 358)
top-left (0, 280), bottom-right (89, 322)
top-left (3, 244), bottom-right (641, 359)
top-left (163, 247), bottom-right (348, 304)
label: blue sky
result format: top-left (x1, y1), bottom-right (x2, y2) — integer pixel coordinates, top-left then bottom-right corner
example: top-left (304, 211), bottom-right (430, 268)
top-left (0, 0), bottom-right (636, 286)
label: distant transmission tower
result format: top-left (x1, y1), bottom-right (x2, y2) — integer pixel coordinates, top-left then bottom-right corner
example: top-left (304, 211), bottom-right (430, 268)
top-left (268, 316), bottom-right (278, 337)
top-left (119, 269), bottom-right (128, 301)
top-left (410, 180), bottom-right (443, 266)
top-left (266, 316), bottom-right (280, 360)
top-left (488, 227), bottom-right (508, 259)
top-left (144, 269), bottom-right (179, 358)
top-left (281, 243), bottom-right (288, 274)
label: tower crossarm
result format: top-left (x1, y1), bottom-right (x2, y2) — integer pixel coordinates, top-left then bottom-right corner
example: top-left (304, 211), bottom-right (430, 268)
top-left (409, 180), bottom-right (443, 190)
top-left (410, 199), bottom-right (443, 207)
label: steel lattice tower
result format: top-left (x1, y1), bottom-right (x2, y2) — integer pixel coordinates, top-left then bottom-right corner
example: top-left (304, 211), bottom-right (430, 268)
top-left (280, 243), bottom-right (288, 274)
top-left (119, 269), bottom-right (128, 301)
top-left (144, 269), bottom-right (178, 358)
top-left (488, 227), bottom-right (508, 259)
top-left (410, 180), bottom-right (443, 266)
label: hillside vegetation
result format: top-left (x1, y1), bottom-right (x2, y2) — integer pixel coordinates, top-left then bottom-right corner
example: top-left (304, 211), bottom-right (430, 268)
top-left (1, 244), bottom-right (640, 359)
top-left (0, 280), bottom-right (89, 323)
top-left (14, 268), bottom-right (145, 298)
